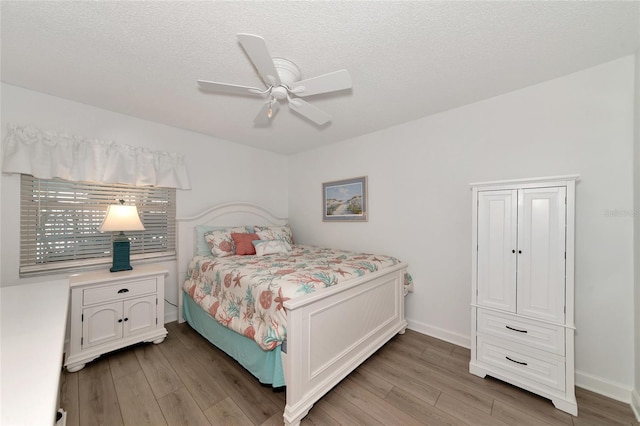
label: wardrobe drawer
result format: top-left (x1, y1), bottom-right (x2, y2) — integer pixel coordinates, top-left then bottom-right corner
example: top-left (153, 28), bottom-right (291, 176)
top-left (83, 278), bottom-right (157, 305)
top-left (477, 336), bottom-right (565, 391)
top-left (477, 309), bottom-right (565, 356)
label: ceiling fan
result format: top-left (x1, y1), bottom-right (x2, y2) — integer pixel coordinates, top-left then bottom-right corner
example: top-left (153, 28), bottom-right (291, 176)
top-left (197, 33), bottom-right (352, 126)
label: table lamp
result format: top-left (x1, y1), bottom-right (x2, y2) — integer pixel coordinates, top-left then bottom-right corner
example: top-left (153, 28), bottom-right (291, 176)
top-left (99, 200), bottom-right (145, 272)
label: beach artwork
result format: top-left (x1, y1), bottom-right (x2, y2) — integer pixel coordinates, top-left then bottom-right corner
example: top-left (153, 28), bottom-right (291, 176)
top-left (323, 176), bottom-right (368, 221)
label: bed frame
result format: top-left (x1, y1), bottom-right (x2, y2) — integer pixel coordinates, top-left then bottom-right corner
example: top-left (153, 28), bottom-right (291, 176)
top-left (177, 202), bottom-right (407, 425)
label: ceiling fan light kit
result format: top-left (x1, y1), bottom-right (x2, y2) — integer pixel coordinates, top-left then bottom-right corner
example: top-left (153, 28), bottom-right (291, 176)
top-left (197, 33), bottom-right (352, 126)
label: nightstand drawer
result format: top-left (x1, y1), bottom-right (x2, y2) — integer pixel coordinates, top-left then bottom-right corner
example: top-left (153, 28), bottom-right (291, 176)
top-left (83, 278), bottom-right (156, 305)
top-left (477, 309), bottom-right (565, 355)
top-left (477, 336), bottom-right (565, 391)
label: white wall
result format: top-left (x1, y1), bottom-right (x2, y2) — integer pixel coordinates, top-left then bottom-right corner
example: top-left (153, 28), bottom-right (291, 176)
top-left (0, 83), bottom-right (289, 322)
top-left (633, 48), bottom-right (640, 419)
top-left (289, 56), bottom-right (636, 401)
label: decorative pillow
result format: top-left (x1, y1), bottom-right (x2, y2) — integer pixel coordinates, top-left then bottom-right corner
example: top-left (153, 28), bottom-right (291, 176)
top-left (204, 226), bottom-right (247, 257)
top-left (196, 225), bottom-right (229, 256)
top-left (253, 224), bottom-right (294, 246)
top-left (253, 239), bottom-right (292, 257)
top-left (196, 225), bottom-right (255, 256)
top-left (231, 233), bottom-right (259, 255)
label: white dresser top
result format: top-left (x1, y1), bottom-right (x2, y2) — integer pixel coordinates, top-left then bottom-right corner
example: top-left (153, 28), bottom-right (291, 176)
top-left (1, 279), bottom-right (69, 425)
top-left (68, 263), bottom-right (168, 287)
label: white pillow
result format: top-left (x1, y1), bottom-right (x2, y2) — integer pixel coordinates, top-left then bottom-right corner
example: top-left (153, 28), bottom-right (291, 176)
top-left (253, 224), bottom-right (294, 246)
top-left (253, 239), bottom-right (292, 257)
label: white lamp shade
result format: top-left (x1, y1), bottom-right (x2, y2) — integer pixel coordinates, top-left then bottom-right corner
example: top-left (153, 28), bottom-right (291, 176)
top-left (99, 204), bottom-right (145, 232)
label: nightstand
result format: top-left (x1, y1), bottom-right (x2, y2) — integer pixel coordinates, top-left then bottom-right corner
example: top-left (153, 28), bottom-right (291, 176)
top-left (65, 264), bottom-right (168, 372)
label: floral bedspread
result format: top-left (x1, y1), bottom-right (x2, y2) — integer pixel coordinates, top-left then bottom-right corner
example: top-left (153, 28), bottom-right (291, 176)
top-left (183, 245), bottom-right (404, 350)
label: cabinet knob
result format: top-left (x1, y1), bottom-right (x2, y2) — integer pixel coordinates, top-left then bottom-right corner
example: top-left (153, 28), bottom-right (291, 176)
top-left (118, 319), bottom-right (123, 323)
top-left (512, 249), bottom-right (515, 253)
top-left (124, 318), bottom-right (129, 322)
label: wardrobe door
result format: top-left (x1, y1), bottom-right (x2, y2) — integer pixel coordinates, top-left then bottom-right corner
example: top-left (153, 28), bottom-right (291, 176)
top-left (476, 190), bottom-right (518, 313)
top-left (516, 187), bottom-right (566, 323)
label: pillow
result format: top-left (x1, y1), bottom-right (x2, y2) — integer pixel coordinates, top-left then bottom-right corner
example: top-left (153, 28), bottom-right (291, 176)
top-left (253, 239), bottom-right (292, 257)
top-left (196, 225), bottom-right (227, 256)
top-left (204, 226), bottom-right (247, 257)
top-left (231, 232), bottom-right (259, 255)
top-left (253, 224), bottom-right (294, 246)
top-left (195, 225), bottom-right (254, 256)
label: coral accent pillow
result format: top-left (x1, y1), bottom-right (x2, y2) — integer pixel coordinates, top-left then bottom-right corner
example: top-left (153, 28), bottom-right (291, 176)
top-left (231, 233), bottom-right (259, 255)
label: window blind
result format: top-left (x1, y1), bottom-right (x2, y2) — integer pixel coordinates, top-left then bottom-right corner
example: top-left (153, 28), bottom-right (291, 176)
top-left (20, 175), bottom-right (176, 276)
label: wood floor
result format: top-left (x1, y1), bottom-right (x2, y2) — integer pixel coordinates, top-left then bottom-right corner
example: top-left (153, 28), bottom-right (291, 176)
top-left (60, 321), bottom-right (639, 426)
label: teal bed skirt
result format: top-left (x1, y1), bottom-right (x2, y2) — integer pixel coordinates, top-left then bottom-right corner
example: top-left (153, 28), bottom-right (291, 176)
top-left (182, 291), bottom-right (286, 387)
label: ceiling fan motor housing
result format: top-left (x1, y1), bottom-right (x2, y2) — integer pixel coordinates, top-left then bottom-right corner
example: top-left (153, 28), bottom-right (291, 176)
top-left (271, 86), bottom-right (288, 100)
top-left (272, 57), bottom-right (301, 87)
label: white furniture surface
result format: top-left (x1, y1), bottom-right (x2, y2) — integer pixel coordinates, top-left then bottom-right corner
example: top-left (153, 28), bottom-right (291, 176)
top-left (470, 175), bottom-right (578, 415)
top-left (65, 264), bottom-right (168, 372)
top-left (177, 202), bottom-right (408, 426)
top-left (1, 279), bottom-right (69, 426)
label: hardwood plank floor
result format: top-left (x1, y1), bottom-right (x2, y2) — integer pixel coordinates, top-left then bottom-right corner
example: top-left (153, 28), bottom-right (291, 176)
top-left (61, 322), bottom-right (639, 425)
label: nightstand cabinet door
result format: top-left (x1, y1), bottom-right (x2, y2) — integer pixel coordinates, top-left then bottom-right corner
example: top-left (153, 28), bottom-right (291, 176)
top-left (124, 295), bottom-right (158, 337)
top-left (82, 302), bottom-right (123, 348)
top-left (65, 264), bottom-right (168, 373)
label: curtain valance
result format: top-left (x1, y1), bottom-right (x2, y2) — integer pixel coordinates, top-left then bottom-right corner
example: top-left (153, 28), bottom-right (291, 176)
top-left (2, 124), bottom-right (191, 189)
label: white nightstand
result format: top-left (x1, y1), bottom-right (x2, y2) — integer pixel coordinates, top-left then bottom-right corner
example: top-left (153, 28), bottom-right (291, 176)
top-left (65, 264), bottom-right (168, 372)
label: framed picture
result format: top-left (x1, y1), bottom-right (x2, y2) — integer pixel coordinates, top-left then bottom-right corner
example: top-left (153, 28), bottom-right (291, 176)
top-left (322, 176), bottom-right (368, 222)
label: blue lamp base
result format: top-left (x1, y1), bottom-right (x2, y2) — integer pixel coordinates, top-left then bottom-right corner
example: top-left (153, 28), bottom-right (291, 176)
top-left (110, 232), bottom-right (133, 272)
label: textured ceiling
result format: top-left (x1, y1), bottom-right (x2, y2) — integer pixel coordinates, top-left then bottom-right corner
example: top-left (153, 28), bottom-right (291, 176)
top-left (2, 1), bottom-right (639, 155)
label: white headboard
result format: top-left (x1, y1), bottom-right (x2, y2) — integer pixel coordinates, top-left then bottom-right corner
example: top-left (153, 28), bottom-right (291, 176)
top-left (176, 202), bottom-right (288, 322)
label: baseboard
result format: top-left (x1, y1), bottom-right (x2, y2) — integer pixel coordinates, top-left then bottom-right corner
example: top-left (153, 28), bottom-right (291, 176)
top-left (631, 388), bottom-right (640, 422)
top-left (575, 370), bottom-right (633, 404)
top-left (406, 317), bottom-right (470, 348)
top-left (164, 306), bottom-right (178, 324)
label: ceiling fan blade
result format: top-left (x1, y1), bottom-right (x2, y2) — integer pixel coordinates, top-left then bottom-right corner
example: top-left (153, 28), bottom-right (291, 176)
top-left (237, 33), bottom-right (281, 87)
top-left (290, 69), bottom-right (352, 97)
top-left (288, 98), bottom-right (331, 125)
top-left (254, 99), bottom-right (279, 125)
top-left (197, 80), bottom-right (264, 96)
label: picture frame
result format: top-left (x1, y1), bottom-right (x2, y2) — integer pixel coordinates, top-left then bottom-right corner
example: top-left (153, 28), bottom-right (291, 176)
top-left (322, 176), bottom-right (368, 222)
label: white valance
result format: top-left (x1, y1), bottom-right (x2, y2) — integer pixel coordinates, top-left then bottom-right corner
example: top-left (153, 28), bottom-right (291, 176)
top-left (2, 124), bottom-right (190, 189)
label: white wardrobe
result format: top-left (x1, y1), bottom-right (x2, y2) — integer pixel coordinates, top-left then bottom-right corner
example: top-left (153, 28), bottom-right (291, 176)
top-left (469, 175), bottom-right (578, 416)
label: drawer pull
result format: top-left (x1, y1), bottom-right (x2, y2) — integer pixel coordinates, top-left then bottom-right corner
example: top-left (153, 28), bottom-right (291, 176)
top-left (505, 325), bottom-right (528, 333)
top-left (117, 288), bottom-right (129, 294)
top-left (506, 356), bottom-right (528, 366)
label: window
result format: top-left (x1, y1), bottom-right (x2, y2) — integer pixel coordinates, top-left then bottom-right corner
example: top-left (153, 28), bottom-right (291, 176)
top-left (20, 175), bottom-right (176, 276)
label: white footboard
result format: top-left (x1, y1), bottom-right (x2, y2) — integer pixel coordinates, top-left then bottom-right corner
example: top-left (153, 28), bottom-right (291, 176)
top-left (281, 263), bottom-right (407, 425)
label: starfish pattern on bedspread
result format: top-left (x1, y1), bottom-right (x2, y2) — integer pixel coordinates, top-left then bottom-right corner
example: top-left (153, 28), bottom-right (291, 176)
top-left (183, 245), bottom-right (402, 350)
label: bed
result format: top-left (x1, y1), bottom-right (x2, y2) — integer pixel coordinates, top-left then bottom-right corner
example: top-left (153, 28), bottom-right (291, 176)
top-left (177, 202), bottom-right (408, 425)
